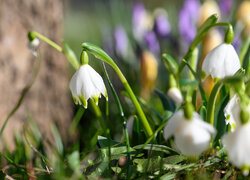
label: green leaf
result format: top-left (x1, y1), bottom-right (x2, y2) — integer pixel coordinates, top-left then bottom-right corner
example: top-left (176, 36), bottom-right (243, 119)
top-left (69, 107), bottom-right (85, 135)
top-left (133, 155), bottom-right (186, 173)
top-left (67, 151), bottom-right (81, 171)
top-left (51, 124), bottom-right (64, 155)
top-left (163, 155), bottom-right (186, 164)
top-left (82, 42), bottom-right (115, 66)
top-left (98, 136), bottom-right (136, 160)
top-left (133, 144), bottom-right (178, 154)
top-left (240, 36), bottom-right (250, 63)
top-left (180, 79), bottom-right (199, 89)
top-left (242, 43), bottom-right (250, 75)
top-left (213, 94), bottom-right (229, 146)
top-left (162, 53), bottom-right (179, 75)
top-left (62, 41), bottom-right (79, 70)
top-left (155, 89), bottom-right (176, 112)
top-left (98, 136), bottom-right (121, 148)
top-left (199, 106), bottom-right (207, 121)
top-left (203, 157), bottom-right (221, 167)
top-left (160, 172), bottom-right (177, 180)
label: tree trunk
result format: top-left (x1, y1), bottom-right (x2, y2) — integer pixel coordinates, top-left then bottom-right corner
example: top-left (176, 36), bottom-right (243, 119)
top-left (0, 0), bottom-right (73, 149)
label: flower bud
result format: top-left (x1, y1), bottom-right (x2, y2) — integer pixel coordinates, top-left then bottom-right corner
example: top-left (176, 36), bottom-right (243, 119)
top-left (140, 51), bottom-right (158, 99)
top-left (167, 87), bottom-right (183, 106)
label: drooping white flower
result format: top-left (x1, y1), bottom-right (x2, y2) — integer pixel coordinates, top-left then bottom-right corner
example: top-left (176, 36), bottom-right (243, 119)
top-left (222, 122), bottom-right (250, 172)
top-left (167, 87), bottom-right (183, 106)
top-left (202, 43), bottom-right (241, 79)
top-left (164, 109), bottom-right (216, 156)
top-left (69, 64), bottom-right (107, 108)
top-left (28, 38), bottom-right (40, 57)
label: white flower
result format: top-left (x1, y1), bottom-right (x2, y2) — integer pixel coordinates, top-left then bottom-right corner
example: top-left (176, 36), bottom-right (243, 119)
top-left (167, 87), bottom-right (183, 106)
top-left (224, 95), bottom-right (241, 131)
top-left (164, 109), bottom-right (216, 156)
top-left (222, 122), bottom-right (250, 171)
top-left (202, 43), bottom-right (241, 79)
top-left (28, 38), bottom-right (40, 57)
top-left (69, 64), bottom-right (107, 108)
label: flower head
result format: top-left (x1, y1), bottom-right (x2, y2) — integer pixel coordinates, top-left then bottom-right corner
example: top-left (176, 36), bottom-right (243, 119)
top-left (222, 122), bottom-right (250, 171)
top-left (132, 2), bottom-right (150, 42)
top-left (153, 8), bottom-right (171, 38)
top-left (179, 0), bottom-right (200, 44)
top-left (202, 43), bottom-right (241, 79)
top-left (69, 64), bottom-right (107, 108)
top-left (144, 31), bottom-right (160, 56)
top-left (164, 110), bottom-right (216, 156)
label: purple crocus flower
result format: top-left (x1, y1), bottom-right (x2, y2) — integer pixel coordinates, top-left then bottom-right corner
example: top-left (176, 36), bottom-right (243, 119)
top-left (145, 31), bottom-right (160, 56)
top-left (132, 2), bottom-right (148, 42)
top-left (179, 0), bottom-right (201, 44)
top-left (114, 26), bottom-right (128, 58)
top-left (154, 9), bottom-right (171, 37)
top-left (219, 0), bottom-right (233, 16)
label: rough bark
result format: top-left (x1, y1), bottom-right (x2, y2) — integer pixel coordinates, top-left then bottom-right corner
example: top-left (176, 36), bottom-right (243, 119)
top-left (0, 0), bottom-right (73, 149)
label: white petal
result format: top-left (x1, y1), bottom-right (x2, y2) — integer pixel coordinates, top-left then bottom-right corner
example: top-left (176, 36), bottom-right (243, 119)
top-left (167, 88), bottom-right (183, 106)
top-left (193, 112), bottom-right (217, 137)
top-left (202, 43), bottom-right (241, 78)
top-left (86, 65), bottom-right (107, 97)
top-left (222, 122), bottom-right (250, 168)
top-left (163, 110), bottom-right (184, 140)
top-left (69, 64), bottom-right (107, 106)
top-left (224, 95), bottom-right (241, 130)
top-left (174, 120), bottom-right (211, 156)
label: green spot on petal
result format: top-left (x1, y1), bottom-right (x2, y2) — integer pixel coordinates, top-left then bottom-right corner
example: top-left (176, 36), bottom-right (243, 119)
top-left (79, 95), bottom-right (88, 109)
top-left (92, 95), bottom-right (99, 105)
top-left (105, 90), bottom-right (108, 101)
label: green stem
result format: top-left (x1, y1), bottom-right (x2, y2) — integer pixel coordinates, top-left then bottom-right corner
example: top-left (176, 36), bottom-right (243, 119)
top-left (206, 81), bottom-right (223, 125)
top-left (103, 63), bottom-right (131, 178)
top-left (177, 21), bottom-right (233, 80)
top-left (29, 31), bottom-right (62, 52)
top-left (82, 43), bottom-right (153, 137)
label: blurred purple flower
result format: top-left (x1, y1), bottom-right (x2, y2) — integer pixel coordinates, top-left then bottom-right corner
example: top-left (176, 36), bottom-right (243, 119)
top-left (102, 29), bottom-right (114, 58)
top-left (219, 0), bottom-right (233, 16)
top-left (132, 2), bottom-right (148, 42)
top-left (154, 10), bottom-right (171, 37)
top-left (114, 26), bottom-right (128, 57)
top-left (145, 31), bottom-right (160, 56)
top-left (179, 0), bottom-right (201, 43)
top-left (232, 36), bottom-right (241, 53)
